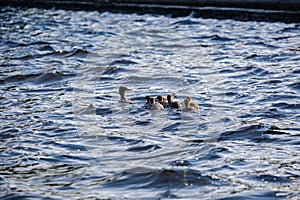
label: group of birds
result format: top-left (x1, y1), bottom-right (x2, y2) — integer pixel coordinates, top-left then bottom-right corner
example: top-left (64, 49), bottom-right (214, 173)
top-left (119, 86), bottom-right (199, 113)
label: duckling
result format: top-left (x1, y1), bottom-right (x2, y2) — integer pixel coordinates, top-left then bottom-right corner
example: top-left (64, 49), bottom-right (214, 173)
top-left (167, 94), bottom-right (181, 109)
top-left (143, 96), bottom-right (151, 109)
top-left (119, 86), bottom-right (133, 104)
top-left (186, 96), bottom-right (199, 110)
top-left (156, 95), bottom-right (168, 108)
top-left (182, 98), bottom-right (198, 113)
top-left (149, 97), bottom-right (164, 110)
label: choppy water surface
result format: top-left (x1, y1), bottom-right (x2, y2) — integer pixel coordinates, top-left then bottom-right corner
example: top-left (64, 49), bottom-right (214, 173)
top-left (1, 6), bottom-right (300, 199)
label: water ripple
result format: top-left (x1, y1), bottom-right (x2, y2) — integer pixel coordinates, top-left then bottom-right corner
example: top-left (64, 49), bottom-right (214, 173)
top-left (0, 6), bottom-right (299, 199)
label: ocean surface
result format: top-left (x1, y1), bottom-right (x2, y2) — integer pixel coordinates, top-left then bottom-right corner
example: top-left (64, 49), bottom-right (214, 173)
top-left (1, 6), bottom-right (300, 199)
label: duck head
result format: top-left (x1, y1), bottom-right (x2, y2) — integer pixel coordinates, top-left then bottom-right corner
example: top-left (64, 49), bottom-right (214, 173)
top-left (150, 97), bottom-right (155, 104)
top-left (144, 95), bottom-right (151, 103)
top-left (157, 95), bottom-right (165, 102)
top-left (167, 94), bottom-right (173, 102)
top-left (184, 98), bottom-right (190, 108)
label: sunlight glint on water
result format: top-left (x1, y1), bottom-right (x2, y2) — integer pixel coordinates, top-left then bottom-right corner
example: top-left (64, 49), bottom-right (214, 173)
top-left (0, 7), bottom-right (299, 199)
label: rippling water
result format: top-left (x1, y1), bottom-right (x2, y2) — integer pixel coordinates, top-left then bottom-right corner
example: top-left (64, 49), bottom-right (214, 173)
top-left (1, 6), bottom-right (300, 199)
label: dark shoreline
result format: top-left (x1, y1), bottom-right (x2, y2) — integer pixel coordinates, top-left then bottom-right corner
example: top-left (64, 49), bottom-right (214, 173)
top-left (1, 0), bottom-right (300, 22)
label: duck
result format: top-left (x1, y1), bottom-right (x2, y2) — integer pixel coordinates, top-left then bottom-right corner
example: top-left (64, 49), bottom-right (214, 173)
top-left (182, 98), bottom-right (199, 113)
top-left (119, 86), bottom-right (133, 104)
top-left (156, 95), bottom-right (169, 108)
top-left (149, 97), bottom-right (164, 110)
top-left (186, 96), bottom-right (199, 110)
top-left (143, 96), bottom-right (151, 109)
top-left (167, 94), bottom-right (181, 109)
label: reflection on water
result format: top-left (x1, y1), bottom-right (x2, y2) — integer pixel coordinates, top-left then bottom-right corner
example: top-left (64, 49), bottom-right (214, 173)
top-left (0, 6), bottom-right (300, 199)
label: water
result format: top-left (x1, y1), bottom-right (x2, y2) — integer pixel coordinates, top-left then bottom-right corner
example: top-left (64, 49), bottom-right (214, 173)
top-left (1, 6), bottom-right (300, 199)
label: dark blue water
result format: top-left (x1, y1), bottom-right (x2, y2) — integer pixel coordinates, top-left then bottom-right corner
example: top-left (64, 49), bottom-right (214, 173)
top-left (1, 6), bottom-right (300, 199)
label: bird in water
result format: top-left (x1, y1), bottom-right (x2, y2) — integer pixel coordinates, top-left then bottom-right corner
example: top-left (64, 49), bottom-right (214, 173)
top-left (149, 97), bottom-right (164, 110)
top-left (182, 97), bottom-right (199, 113)
top-left (167, 94), bottom-right (181, 109)
top-left (186, 96), bottom-right (199, 110)
top-left (156, 95), bottom-right (168, 108)
top-left (119, 86), bottom-right (133, 104)
top-left (143, 96), bottom-right (151, 109)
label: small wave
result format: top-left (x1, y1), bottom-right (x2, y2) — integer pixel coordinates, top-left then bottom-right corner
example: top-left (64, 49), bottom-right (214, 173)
top-left (38, 45), bottom-right (55, 52)
top-left (244, 53), bottom-right (259, 59)
top-left (1, 41), bottom-right (52, 52)
top-left (255, 174), bottom-right (291, 183)
top-left (63, 49), bottom-right (92, 58)
top-left (277, 26), bottom-right (299, 33)
top-left (195, 147), bottom-right (227, 161)
top-left (0, 126), bottom-right (18, 140)
top-left (289, 46), bottom-right (300, 52)
top-left (102, 66), bottom-right (129, 75)
top-left (0, 71), bottom-right (74, 85)
top-left (0, 194), bottom-right (43, 200)
top-left (96, 107), bottom-right (113, 115)
top-left (134, 120), bottom-right (152, 125)
top-left (109, 59), bottom-right (139, 66)
top-left (40, 140), bottom-right (87, 152)
top-left (273, 36), bottom-right (291, 40)
top-left (218, 124), bottom-right (268, 142)
top-left (107, 135), bottom-right (143, 146)
top-left (172, 19), bottom-right (201, 25)
top-left (27, 41), bottom-right (51, 46)
top-left (159, 122), bottom-right (180, 132)
top-left (127, 144), bottom-right (161, 153)
top-left (272, 102), bottom-right (300, 109)
top-left (263, 79), bottom-right (283, 84)
top-left (102, 167), bottom-right (226, 189)
top-left (32, 71), bottom-right (63, 84)
top-left (1, 41), bottom-right (20, 48)
top-left (170, 160), bottom-right (192, 167)
top-left (79, 104), bottom-right (113, 116)
top-left (32, 49), bottom-right (93, 58)
top-left (194, 34), bottom-right (234, 42)
top-left (218, 190), bottom-right (292, 200)
top-left (1, 74), bottom-right (38, 84)
top-left (289, 82), bottom-right (300, 91)
top-left (9, 48), bottom-right (92, 60)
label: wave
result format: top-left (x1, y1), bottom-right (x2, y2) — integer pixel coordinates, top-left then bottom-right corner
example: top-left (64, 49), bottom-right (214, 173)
top-left (102, 167), bottom-right (227, 189)
top-left (0, 71), bottom-right (76, 85)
